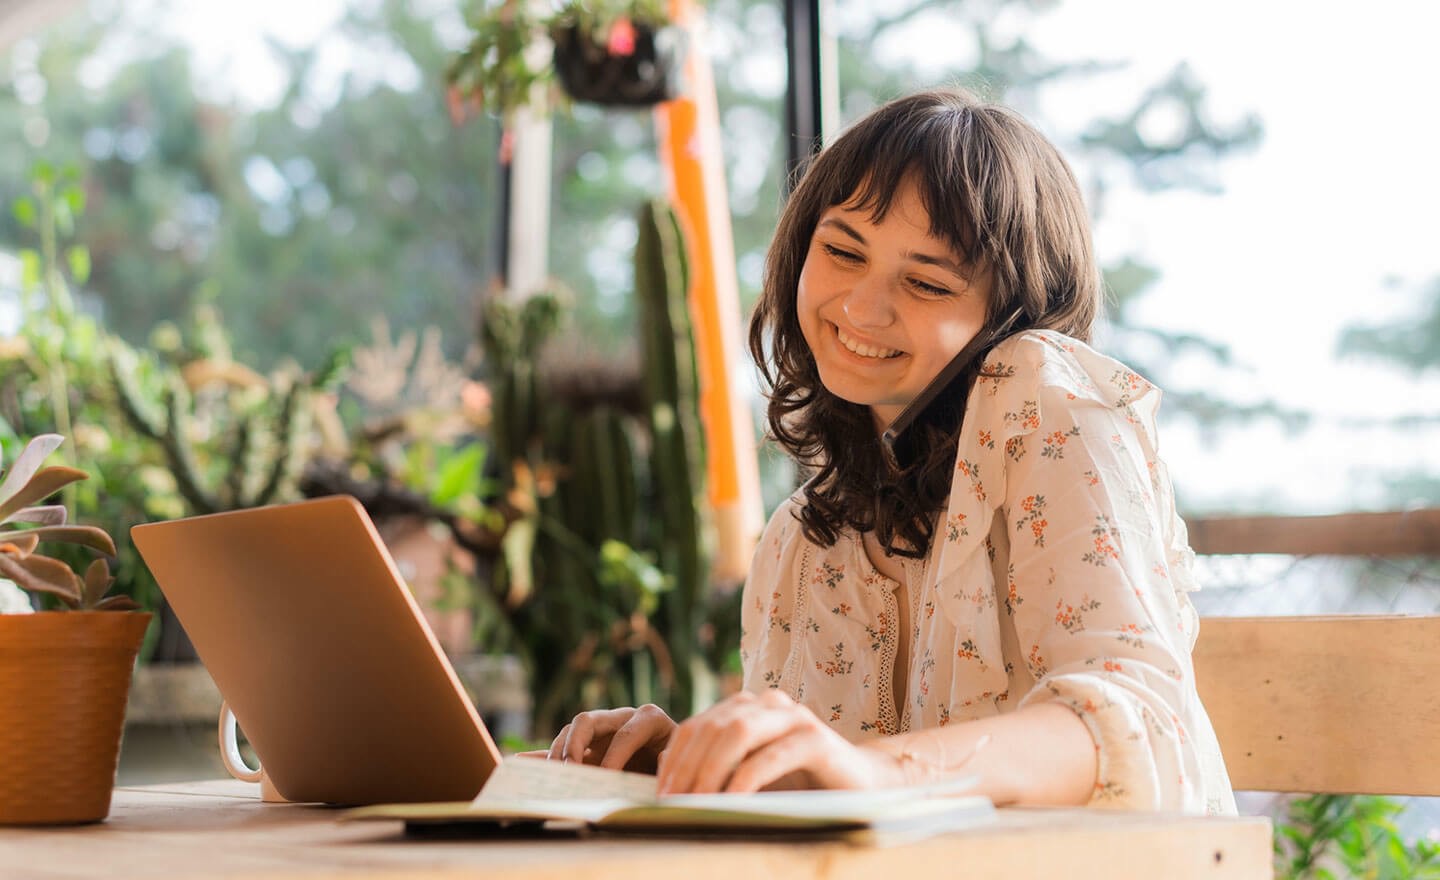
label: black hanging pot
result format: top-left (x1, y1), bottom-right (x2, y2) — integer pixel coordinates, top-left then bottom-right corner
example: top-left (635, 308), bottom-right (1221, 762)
top-left (551, 21), bottom-right (684, 107)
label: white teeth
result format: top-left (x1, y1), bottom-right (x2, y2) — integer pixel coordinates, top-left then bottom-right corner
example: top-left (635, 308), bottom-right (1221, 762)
top-left (836, 327), bottom-right (900, 359)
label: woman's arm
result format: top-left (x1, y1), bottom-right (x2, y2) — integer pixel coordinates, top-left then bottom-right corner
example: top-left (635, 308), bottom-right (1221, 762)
top-left (653, 688), bottom-right (1095, 804)
top-left (868, 702), bottom-right (1096, 806)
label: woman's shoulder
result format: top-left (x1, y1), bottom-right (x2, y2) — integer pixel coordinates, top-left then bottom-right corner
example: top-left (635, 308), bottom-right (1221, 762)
top-left (757, 489), bottom-right (806, 548)
top-left (977, 329), bottom-right (1160, 411)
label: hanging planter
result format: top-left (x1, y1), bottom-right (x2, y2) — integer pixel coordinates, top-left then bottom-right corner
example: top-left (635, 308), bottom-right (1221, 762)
top-left (551, 20), bottom-right (684, 107)
top-left (447, 2), bottom-right (689, 130)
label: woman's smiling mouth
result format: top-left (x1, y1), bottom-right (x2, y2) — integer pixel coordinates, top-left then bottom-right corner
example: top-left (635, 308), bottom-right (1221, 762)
top-left (835, 325), bottom-right (903, 359)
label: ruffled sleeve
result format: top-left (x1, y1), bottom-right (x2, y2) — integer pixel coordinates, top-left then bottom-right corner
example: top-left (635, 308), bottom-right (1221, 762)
top-left (931, 330), bottom-right (1214, 811)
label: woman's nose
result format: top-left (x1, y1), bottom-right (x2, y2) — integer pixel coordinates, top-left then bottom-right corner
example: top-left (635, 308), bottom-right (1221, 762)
top-left (841, 275), bottom-right (894, 329)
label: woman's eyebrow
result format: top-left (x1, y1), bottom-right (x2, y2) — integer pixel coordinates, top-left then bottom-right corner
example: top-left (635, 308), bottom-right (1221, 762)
top-left (906, 250), bottom-right (968, 279)
top-left (817, 217), bottom-right (867, 244)
top-left (818, 217), bottom-right (967, 279)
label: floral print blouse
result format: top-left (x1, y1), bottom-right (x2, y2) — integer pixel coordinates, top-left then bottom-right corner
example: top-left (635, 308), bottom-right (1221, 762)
top-left (740, 330), bottom-right (1236, 815)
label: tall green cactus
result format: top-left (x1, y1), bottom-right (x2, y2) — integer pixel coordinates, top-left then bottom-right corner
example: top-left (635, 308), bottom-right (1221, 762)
top-left (634, 199), bottom-right (708, 715)
top-left (478, 202), bottom-right (712, 731)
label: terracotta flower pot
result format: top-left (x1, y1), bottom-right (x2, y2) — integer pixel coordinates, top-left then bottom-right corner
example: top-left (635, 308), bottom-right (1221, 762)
top-left (0, 611), bottom-right (152, 825)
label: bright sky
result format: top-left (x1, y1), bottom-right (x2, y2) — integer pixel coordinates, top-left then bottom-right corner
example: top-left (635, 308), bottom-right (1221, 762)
top-left (26, 0), bottom-right (1440, 514)
top-left (1029, 0), bottom-right (1440, 512)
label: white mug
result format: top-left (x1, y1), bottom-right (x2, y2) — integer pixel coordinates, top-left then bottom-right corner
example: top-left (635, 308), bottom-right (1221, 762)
top-left (217, 700), bottom-right (288, 802)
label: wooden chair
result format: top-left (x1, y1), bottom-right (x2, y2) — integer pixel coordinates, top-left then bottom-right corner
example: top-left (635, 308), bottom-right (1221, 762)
top-left (1188, 509), bottom-right (1440, 795)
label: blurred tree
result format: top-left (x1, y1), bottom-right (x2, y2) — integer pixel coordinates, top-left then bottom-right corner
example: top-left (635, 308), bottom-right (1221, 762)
top-left (1339, 277), bottom-right (1440, 375)
top-left (0, 0), bottom-right (502, 370)
top-left (1336, 276), bottom-right (1440, 506)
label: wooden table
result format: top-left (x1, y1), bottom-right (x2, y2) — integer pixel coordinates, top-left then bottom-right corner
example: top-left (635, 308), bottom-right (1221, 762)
top-left (0, 781), bottom-right (1273, 879)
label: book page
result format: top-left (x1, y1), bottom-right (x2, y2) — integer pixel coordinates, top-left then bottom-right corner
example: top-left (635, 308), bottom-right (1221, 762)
top-left (473, 756), bottom-right (659, 805)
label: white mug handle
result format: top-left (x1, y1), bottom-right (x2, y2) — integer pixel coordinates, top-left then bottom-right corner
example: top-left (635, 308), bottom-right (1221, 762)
top-left (218, 700), bottom-right (263, 783)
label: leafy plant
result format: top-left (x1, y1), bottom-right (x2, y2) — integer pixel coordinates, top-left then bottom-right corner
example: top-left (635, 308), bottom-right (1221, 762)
top-left (2, 160), bottom-right (176, 616)
top-left (0, 434), bottom-right (135, 611)
top-left (447, 0), bottom-right (674, 133)
top-left (1274, 794), bottom-right (1440, 880)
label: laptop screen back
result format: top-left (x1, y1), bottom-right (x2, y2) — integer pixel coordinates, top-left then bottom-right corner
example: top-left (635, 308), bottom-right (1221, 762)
top-left (132, 495), bottom-right (502, 805)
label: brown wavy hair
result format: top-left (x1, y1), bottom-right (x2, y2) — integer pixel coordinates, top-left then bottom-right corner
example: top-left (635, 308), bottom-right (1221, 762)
top-left (748, 88), bottom-right (1102, 558)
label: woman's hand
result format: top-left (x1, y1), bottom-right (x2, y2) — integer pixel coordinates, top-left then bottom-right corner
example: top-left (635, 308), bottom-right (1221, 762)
top-left (547, 704), bottom-right (677, 774)
top-left (656, 689), bottom-right (905, 795)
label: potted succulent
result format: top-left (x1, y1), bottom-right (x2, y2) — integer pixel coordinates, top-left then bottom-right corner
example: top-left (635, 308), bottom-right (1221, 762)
top-left (0, 433), bottom-right (149, 826)
top-left (447, 0), bottom-right (685, 149)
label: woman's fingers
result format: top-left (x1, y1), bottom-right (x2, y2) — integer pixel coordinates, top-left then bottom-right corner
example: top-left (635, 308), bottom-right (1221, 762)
top-left (723, 726), bottom-right (831, 793)
top-left (551, 707), bottom-right (639, 764)
top-left (598, 704), bottom-right (675, 772)
top-left (659, 691), bottom-right (817, 794)
top-left (546, 724), bottom-right (573, 762)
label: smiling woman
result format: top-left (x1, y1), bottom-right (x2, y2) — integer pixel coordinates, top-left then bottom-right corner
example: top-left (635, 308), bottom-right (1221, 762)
top-left (797, 184), bottom-right (990, 428)
top-left (545, 88), bottom-right (1237, 816)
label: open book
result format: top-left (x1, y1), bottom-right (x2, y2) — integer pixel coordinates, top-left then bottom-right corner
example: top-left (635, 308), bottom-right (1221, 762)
top-left (346, 755), bottom-right (994, 840)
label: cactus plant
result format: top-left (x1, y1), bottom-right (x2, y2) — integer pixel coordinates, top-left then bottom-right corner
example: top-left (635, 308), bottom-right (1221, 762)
top-left (108, 340), bottom-right (347, 516)
top-left (476, 200), bottom-right (713, 732)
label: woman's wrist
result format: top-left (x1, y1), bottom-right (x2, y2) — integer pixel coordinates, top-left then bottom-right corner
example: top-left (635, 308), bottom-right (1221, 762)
top-left (861, 730), bottom-right (993, 788)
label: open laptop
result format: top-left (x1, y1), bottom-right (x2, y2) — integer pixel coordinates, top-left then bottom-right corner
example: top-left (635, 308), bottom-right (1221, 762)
top-left (131, 495), bottom-right (504, 805)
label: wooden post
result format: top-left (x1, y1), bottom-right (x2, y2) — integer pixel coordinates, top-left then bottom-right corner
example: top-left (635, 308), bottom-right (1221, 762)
top-left (655, 0), bottom-right (764, 585)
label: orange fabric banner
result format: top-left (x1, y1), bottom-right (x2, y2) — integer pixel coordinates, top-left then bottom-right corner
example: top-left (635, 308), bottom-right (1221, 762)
top-left (655, 0), bottom-right (763, 584)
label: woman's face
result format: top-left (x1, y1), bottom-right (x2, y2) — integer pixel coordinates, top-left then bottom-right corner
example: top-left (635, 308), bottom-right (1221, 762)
top-left (797, 179), bottom-right (992, 430)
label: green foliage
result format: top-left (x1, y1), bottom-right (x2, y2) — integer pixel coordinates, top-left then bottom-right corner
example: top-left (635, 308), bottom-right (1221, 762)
top-left (1274, 794), bottom-right (1440, 880)
top-left (108, 323), bottom-right (348, 516)
top-left (1, 161), bottom-right (178, 620)
top-left (448, 0), bottom-right (670, 124)
top-left (1, 2), bottom-right (503, 372)
top-left (474, 200), bottom-right (712, 732)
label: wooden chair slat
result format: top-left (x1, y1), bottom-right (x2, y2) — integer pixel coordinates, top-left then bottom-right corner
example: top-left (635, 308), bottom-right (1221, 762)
top-left (1193, 615), bottom-right (1440, 796)
top-left (1186, 509), bottom-right (1440, 557)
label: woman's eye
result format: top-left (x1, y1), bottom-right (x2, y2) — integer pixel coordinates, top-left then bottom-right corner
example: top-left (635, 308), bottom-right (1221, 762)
top-left (821, 243), bottom-right (861, 263)
top-left (909, 278), bottom-right (953, 296)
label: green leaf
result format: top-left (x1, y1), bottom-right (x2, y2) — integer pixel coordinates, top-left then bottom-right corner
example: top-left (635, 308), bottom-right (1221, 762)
top-left (19, 249), bottom-right (40, 293)
top-left (55, 201), bottom-right (74, 236)
top-left (62, 183), bottom-right (86, 217)
top-left (431, 444), bottom-right (486, 507)
top-left (30, 159), bottom-right (54, 185)
top-left (66, 246), bottom-right (91, 286)
top-left (11, 196), bottom-right (36, 228)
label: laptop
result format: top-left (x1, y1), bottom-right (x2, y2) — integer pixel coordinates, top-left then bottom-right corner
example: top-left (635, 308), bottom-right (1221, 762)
top-left (131, 495), bottom-right (504, 805)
